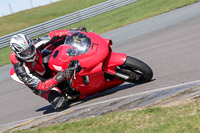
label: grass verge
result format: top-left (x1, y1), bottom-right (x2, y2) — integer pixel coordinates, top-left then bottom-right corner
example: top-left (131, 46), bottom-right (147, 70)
top-left (0, 0), bottom-right (199, 66)
top-left (0, 47), bottom-right (12, 66)
top-left (15, 99), bottom-right (200, 133)
top-left (64, 0), bottom-right (199, 34)
top-left (0, 0), bottom-right (107, 37)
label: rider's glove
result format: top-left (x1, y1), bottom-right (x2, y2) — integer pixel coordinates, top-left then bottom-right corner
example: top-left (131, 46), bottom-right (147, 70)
top-left (77, 26), bottom-right (87, 32)
top-left (70, 26), bottom-right (87, 32)
top-left (55, 69), bottom-right (73, 82)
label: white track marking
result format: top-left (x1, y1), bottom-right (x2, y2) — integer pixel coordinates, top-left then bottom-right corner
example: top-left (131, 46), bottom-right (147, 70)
top-left (1, 80), bottom-right (200, 129)
top-left (70, 80), bottom-right (200, 110)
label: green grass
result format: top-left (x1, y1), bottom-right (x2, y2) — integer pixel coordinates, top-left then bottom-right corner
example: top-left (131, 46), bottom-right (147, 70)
top-left (1, 0), bottom-right (199, 66)
top-left (0, 0), bottom-right (107, 37)
top-left (0, 47), bottom-right (12, 66)
top-left (63, 0), bottom-right (199, 34)
top-left (15, 99), bottom-right (200, 133)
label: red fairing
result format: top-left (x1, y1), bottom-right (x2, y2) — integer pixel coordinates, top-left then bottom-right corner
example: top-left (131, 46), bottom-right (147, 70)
top-left (72, 63), bottom-right (105, 96)
top-left (47, 31), bottom-right (128, 98)
top-left (104, 52), bottom-right (127, 75)
top-left (48, 45), bottom-right (72, 72)
top-left (75, 32), bottom-right (109, 70)
top-left (72, 62), bottom-right (124, 98)
top-left (103, 38), bottom-right (113, 47)
top-left (49, 32), bottom-right (110, 72)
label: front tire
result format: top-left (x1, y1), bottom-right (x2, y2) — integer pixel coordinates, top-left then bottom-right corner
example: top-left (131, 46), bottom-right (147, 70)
top-left (116, 56), bottom-right (153, 83)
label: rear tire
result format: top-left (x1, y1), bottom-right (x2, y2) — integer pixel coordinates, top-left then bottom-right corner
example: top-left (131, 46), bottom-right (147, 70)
top-left (117, 56), bottom-right (153, 83)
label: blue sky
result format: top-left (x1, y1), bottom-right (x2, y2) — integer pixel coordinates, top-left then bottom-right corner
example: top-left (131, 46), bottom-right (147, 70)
top-left (0, 0), bottom-right (60, 17)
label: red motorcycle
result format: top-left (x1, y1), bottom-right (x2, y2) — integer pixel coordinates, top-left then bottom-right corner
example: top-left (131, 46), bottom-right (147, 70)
top-left (48, 31), bottom-right (153, 100)
top-left (10, 31), bottom-right (153, 103)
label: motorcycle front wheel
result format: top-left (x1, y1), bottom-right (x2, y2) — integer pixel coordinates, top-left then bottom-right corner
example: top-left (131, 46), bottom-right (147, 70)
top-left (116, 56), bottom-right (153, 83)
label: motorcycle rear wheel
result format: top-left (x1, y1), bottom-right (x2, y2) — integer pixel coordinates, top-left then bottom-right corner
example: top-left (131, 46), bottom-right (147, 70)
top-left (117, 56), bottom-right (153, 83)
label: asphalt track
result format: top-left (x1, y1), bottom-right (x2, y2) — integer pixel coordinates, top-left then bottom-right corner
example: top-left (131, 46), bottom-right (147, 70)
top-left (1, 2), bottom-right (200, 126)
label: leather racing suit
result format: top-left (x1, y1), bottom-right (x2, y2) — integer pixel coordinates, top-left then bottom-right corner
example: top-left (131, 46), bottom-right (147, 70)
top-left (10, 29), bottom-right (72, 108)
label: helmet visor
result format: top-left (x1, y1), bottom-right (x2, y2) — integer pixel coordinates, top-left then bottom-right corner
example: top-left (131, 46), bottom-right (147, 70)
top-left (18, 45), bottom-right (36, 59)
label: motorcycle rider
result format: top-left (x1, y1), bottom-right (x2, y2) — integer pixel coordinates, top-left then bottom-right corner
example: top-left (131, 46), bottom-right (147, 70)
top-left (10, 27), bottom-right (86, 111)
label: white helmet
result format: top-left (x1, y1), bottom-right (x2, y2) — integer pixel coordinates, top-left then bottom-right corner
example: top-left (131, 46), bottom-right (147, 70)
top-left (10, 34), bottom-right (36, 62)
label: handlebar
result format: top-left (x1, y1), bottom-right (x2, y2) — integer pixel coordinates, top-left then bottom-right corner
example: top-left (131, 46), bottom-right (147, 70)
top-left (68, 60), bottom-right (80, 79)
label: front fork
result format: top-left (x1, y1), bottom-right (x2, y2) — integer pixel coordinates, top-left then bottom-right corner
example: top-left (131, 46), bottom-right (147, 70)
top-left (115, 66), bottom-right (130, 80)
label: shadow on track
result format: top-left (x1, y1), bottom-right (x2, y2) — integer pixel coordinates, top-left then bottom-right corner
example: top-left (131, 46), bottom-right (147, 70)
top-left (36, 105), bottom-right (56, 114)
top-left (36, 79), bottom-right (155, 114)
top-left (68, 83), bottom-right (138, 108)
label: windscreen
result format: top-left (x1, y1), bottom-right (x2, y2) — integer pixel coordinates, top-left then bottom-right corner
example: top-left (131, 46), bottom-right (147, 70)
top-left (64, 32), bottom-right (91, 56)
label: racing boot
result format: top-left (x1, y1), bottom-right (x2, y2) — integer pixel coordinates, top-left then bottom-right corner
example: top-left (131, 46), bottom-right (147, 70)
top-left (46, 89), bottom-right (68, 111)
top-left (50, 95), bottom-right (68, 111)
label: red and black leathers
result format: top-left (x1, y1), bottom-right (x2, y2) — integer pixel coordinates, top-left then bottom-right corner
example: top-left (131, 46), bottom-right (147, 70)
top-left (10, 29), bottom-right (71, 103)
